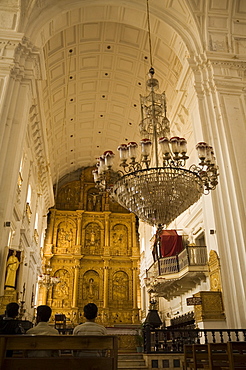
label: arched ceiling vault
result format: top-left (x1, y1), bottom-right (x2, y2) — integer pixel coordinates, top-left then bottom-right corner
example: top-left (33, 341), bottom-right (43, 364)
top-left (23, 1), bottom-right (204, 184)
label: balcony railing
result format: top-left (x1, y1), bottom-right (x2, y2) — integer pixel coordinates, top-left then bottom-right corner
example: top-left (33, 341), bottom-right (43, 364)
top-left (146, 246), bottom-right (208, 281)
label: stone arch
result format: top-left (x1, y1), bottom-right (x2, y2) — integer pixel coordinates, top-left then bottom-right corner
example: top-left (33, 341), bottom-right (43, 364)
top-left (21, 1), bottom-right (203, 56)
top-left (82, 270), bottom-right (100, 301)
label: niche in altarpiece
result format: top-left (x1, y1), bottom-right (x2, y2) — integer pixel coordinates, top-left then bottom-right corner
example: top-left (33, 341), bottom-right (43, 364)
top-left (82, 270), bottom-right (100, 301)
top-left (56, 221), bottom-right (76, 254)
top-left (52, 269), bottom-right (71, 308)
top-left (111, 224), bottom-right (129, 256)
top-left (86, 187), bottom-right (102, 212)
top-left (112, 271), bottom-right (129, 304)
top-left (84, 222), bottom-right (102, 255)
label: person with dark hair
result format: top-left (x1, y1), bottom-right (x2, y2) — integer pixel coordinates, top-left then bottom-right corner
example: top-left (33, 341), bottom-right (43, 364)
top-left (26, 305), bottom-right (58, 335)
top-left (73, 303), bottom-right (107, 335)
top-left (0, 302), bottom-right (24, 334)
top-left (73, 303), bottom-right (107, 357)
top-left (26, 305), bottom-right (58, 357)
top-left (5, 302), bottom-right (19, 319)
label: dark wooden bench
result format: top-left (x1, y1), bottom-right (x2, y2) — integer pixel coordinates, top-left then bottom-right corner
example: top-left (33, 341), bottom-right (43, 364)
top-left (184, 344), bottom-right (194, 369)
top-left (184, 342), bottom-right (246, 370)
top-left (0, 335), bottom-right (118, 370)
top-left (208, 343), bottom-right (229, 369)
top-left (227, 341), bottom-right (246, 369)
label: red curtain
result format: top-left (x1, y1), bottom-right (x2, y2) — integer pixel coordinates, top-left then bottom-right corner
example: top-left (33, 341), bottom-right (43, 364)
top-left (160, 230), bottom-right (183, 257)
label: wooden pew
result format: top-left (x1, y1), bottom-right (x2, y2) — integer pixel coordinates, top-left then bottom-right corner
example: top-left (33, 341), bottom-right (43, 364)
top-left (184, 344), bottom-right (209, 369)
top-left (184, 344), bottom-right (194, 369)
top-left (0, 335), bottom-right (118, 370)
top-left (208, 343), bottom-right (229, 369)
top-left (227, 341), bottom-right (246, 369)
top-left (192, 344), bottom-right (209, 369)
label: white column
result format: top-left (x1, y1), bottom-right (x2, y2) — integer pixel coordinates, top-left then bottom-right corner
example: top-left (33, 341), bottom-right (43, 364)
top-left (190, 56), bottom-right (246, 328)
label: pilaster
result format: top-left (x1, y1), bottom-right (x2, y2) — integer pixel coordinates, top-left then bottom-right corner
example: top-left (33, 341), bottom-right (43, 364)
top-left (189, 54), bottom-right (246, 328)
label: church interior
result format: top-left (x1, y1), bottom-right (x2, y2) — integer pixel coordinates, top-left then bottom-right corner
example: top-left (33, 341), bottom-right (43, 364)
top-left (0, 0), bottom-right (246, 363)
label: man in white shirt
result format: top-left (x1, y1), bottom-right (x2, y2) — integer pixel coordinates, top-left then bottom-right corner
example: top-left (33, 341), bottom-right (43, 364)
top-left (73, 303), bottom-right (107, 356)
top-left (73, 303), bottom-right (107, 336)
top-left (26, 305), bottom-right (58, 357)
top-left (27, 305), bottom-right (58, 335)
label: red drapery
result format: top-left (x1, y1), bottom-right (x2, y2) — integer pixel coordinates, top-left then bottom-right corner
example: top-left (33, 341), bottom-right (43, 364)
top-left (160, 230), bottom-right (183, 257)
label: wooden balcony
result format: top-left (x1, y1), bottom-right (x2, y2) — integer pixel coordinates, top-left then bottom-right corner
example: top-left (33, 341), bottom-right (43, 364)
top-left (145, 246), bottom-right (208, 300)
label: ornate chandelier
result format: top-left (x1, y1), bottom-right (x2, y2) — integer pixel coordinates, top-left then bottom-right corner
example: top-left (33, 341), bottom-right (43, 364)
top-left (92, 2), bottom-right (219, 228)
top-left (38, 270), bottom-right (60, 290)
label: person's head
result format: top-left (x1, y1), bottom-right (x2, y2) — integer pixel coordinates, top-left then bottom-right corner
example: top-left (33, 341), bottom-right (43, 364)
top-left (6, 302), bottom-right (19, 318)
top-left (83, 303), bottom-right (98, 321)
top-left (36, 305), bottom-right (52, 323)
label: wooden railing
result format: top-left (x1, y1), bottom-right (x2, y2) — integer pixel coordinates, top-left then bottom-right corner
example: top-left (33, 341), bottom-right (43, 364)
top-left (146, 246), bottom-right (207, 280)
top-left (143, 326), bottom-right (246, 354)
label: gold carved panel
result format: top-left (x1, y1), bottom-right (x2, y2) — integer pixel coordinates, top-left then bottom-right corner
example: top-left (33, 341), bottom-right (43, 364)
top-left (111, 224), bottom-right (129, 256)
top-left (84, 222), bottom-right (101, 255)
top-left (55, 221), bottom-right (76, 254)
top-left (194, 291), bottom-right (225, 322)
top-left (86, 188), bottom-right (102, 212)
top-left (112, 271), bottom-right (129, 302)
top-left (40, 166), bottom-right (140, 326)
top-left (83, 270), bottom-right (99, 301)
top-left (56, 182), bottom-right (80, 210)
top-left (208, 250), bottom-right (222, 291)
top-left (52, 269), bottom-right (71, 309)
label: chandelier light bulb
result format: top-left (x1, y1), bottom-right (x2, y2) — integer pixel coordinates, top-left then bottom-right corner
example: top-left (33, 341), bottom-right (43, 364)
top-left (140, 138), bottom-right (152, 156)
top-left (159, 137), bottom-right (170, 156)
top-left (206, 146), bottom-right (213, 163)
top-left (196, 142), bottom-right (207, 162)
top-left (127, 142), bottom-right (138, 160)
top-left (179, 138), bottom-right (187, 154)
top-left (104, 150), bottom-right (115, 168)
top-left (118, 144), bottom-right (128, 162)
top-left (170, 137), bottom-right (180, 156)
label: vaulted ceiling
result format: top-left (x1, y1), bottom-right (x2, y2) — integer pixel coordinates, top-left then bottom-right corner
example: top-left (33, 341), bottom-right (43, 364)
top-left (33, 1), bottom-right (195, 184)
top-left (21, 0), bottom-right (238, 186)
top-left (41, 21), bottom-right (188, 183)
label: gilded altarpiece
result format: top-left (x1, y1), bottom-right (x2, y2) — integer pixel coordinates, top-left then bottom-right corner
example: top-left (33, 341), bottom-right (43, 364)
top-left (39, 167), bottom-right (140, 326)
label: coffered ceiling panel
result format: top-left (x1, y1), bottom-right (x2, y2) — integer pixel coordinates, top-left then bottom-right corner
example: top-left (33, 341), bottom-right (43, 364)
top-left (42, 19), bottom-right (187, 183)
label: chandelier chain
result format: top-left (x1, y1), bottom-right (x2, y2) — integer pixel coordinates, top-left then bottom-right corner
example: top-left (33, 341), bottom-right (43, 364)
top-left (147, 0), bottom-right (153, 68)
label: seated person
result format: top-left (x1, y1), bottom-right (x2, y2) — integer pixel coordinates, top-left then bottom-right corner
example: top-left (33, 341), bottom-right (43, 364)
top-left (26, 305), bottom-right (58, 357)
top-left (0, 302), bottom-right (25, 334)
top-left (73, 303), bottom-right (107, 356)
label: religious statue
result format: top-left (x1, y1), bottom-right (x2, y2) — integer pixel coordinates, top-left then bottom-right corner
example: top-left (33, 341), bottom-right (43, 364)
top-left (83, 271), bottom-right (99, 300)
top-left (5, 250), bottom-right (20, 290)
top-left (87, 191), bottom-right (102, 211)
